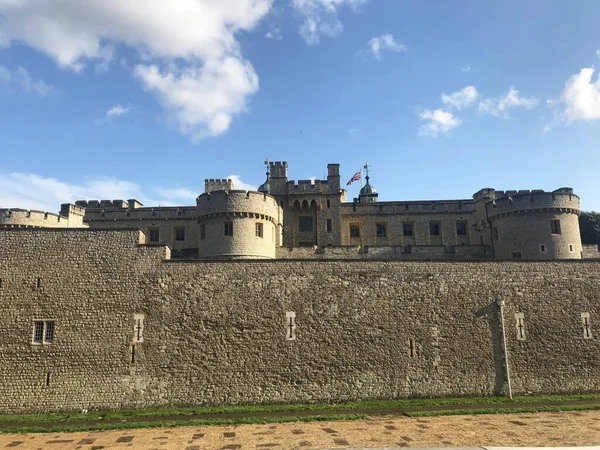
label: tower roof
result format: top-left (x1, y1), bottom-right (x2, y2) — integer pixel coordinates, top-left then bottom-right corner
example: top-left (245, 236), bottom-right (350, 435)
top-left (258, 172), bottom-right (270, 193)
top-left (359, 176), bottom-right (377, 196)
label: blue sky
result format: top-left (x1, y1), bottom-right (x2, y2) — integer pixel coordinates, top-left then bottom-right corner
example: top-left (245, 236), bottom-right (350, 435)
top-left (1, 0), bottom-right (600, 211)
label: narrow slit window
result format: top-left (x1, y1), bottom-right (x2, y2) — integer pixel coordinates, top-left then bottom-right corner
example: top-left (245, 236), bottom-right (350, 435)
top-left (515, 313), bottom-right (526, 340)
top-left (326, 218), bottom-right (332, 232)
top-left (540, 244), bottom-right (546, 253)
top-left (408, 339), bottom-right (417, 358)
top-left (130, 344), bottom-right (136, 364)
top-left (224, 221), bottom-right (233, 236)
top-left (37, 277), bottom-right (41, 289)
top-left (45, 372), bottom-right (51, 387)
top-left (582, 313), bottom-right (592, 339)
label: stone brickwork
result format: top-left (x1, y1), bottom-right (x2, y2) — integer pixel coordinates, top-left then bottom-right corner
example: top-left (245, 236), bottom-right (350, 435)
top-left (196, 190), bottom-right (282, 259)
top-left (0, 228), bottom-right (599, 414)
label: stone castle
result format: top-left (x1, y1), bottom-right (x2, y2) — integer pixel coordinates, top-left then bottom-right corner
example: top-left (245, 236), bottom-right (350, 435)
top-left (0, 161), bottom-right (594, 261)
top-left (0, 161), bottom-right (599, 414)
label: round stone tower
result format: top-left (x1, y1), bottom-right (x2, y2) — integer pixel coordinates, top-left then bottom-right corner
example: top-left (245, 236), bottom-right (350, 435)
top-left (196, 190), bottom-right (282, 259)
top-left (488, 188), bottom-right (582, 260)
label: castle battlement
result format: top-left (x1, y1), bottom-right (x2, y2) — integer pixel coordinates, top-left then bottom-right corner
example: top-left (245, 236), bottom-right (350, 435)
top-left (82, 206), bottom-right (198, 221)
top-left (489, 188), bottom-right (580, 217)
top-left (0, 208), bottom-right (68, 228)
top-left (197, 190), bottom-right (279, 218)
top-left (75, 199), bottom-right (143, 210)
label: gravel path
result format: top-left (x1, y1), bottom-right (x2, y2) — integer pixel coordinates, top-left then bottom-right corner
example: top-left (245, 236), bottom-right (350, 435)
top-left (1, 410), bottom-right (600, 449)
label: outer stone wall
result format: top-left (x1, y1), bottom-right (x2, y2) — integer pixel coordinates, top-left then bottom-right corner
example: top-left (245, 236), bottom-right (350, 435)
top-left (0, 229), bottom-right (599, 413)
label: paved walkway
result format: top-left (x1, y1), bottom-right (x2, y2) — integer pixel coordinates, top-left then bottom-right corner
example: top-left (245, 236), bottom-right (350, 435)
top-left (0, 410), bottom-right (600, 449)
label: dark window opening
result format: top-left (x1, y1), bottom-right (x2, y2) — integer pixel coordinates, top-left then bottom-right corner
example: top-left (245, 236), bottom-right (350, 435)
top-left (130, 344), bottom-right (136, 364)
top-left (298, 217), bottom-right (313, 232)
top-left (149, 228), bottom-right (159, 242)
top-left (326, 219), bottom-right (332, 232)
top-left (175, 227), bottom-right (185, 241)
top-left (255, 223), bottom-right (263, 238)
top-left (376, 224), bottom-right (387, 237)
top-left (403, 223), bottom-right (413, 237)
top-left (326, 199), bottom-right (331, 208)
top-left (224, 221), bottom-right (233, 236)
top-left (456, 222), bottom-right (467, 236)
top-left (46, 372), bottom-right (51, 387)
top-left (550, 219), bottom-right (561, 235)
top-left (429, 222), bottom-right (440, 236)
top-left (350, 225), bottom-right (360, 238)
top-left (37, 277), bottom-right (41, 289)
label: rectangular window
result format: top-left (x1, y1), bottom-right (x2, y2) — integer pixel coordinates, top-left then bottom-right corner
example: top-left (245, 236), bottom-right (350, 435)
top-left (492, 227), bottom-right (499, 241)
top-left (175, 227), bottom-right (185, 241)
top-left (255, 222), bottom-right (263, 238)
top-left (326, 199), bottom-right (331, 208)
top-left (298, 216), bottom-right (313, 232)
top-left (456, 221), bottom-right (467, 236)
top-left (33, 321), bottom-right (44, 343)
top-left (45, 321), bottom-right (55, 342)
top-left (33, 321), bottom-right (55, 344)
top-left (429, 222), bottom-right (440, 236)
top-left (200, 224), bottom-right (206, 240)
top-left (569, 244), bottom-right (574, 253)
top-left (224, 221), bottom-right (233, 236)
top-left (540, 244), bottom-right (546, 253)
top-left (326, 218), bottom-right (332, 232)
top-left (376, 223), bottom-right (387, 237)
top-left (550, 219), bottom-right (561, 235)
top-left (350, 225), bottom-right (360, 238)
top-left (149, 228), bottom-right (159, 242)
top-left (403, 222), bottom-right (413, 237)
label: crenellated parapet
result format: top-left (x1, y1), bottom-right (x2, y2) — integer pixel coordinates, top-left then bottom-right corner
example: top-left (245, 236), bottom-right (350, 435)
top-left (197, 190), bottom-right (281, 224)
top-left (75, 199), bottom-right (143, 210)
top-left (488, 188), bottom-right (580, 220)
top-left (0, 208), bottom-right (87, 229)
top-left (204, 179), bottom-right (233, 194)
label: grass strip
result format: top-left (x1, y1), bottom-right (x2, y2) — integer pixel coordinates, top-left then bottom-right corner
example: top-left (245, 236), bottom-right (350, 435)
top-left (0, 413), bottom-right (370, 434)
top-left (1, 393), bottom-right (600, 424)
top-left (404, 403), bottom-right (600, 418)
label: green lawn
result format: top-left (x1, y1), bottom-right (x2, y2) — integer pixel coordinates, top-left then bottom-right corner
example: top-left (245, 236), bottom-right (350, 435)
top-left (1, 393), bottom-right (600, 433)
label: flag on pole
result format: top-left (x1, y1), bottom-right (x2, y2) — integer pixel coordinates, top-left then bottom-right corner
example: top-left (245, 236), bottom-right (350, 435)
top-left (346, 171), bottom-right (362, 186)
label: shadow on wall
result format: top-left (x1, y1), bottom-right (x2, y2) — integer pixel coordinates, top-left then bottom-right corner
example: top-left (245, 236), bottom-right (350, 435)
top-left (476, 302), bottom-right (507, 396)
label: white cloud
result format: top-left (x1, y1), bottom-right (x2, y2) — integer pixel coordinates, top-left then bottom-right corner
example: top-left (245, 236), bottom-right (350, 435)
top-left (557, 67), bottom-right (600, 123)
top-left (0, 65), bottom-right (53, 96)
top-left (418, 109), bottom-right (461, 138)
top-left (441, 86), bottom-right (478, 111)
top-left (478, 86), bottom-right (538, 118)
top-left (349, 127), bottom-right (363, 136)
top-left (265, 28), bottom-right (282, 40)
top-left (596, 50), bottom-right (600, 59)
top-left (461, 65), bottom-right (471, 73)
top-left (291, 0), bottom-right (368, 45)
top-left (0, 172), bottom-right (209, 211)
top-left (227, 175), bottom-right (258, 192)
top-left (365, 34), bottom-right (406, 61)
top-left (106, 104), bottom-right (130, 118)
top-left (0, 0), bottom-right (273, 139)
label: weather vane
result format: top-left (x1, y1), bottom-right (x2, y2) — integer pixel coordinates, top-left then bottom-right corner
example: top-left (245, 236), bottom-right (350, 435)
top-left (264, 158), bottom-right (270, 174)
top-left (363, 162), bottom-right (370, 178)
